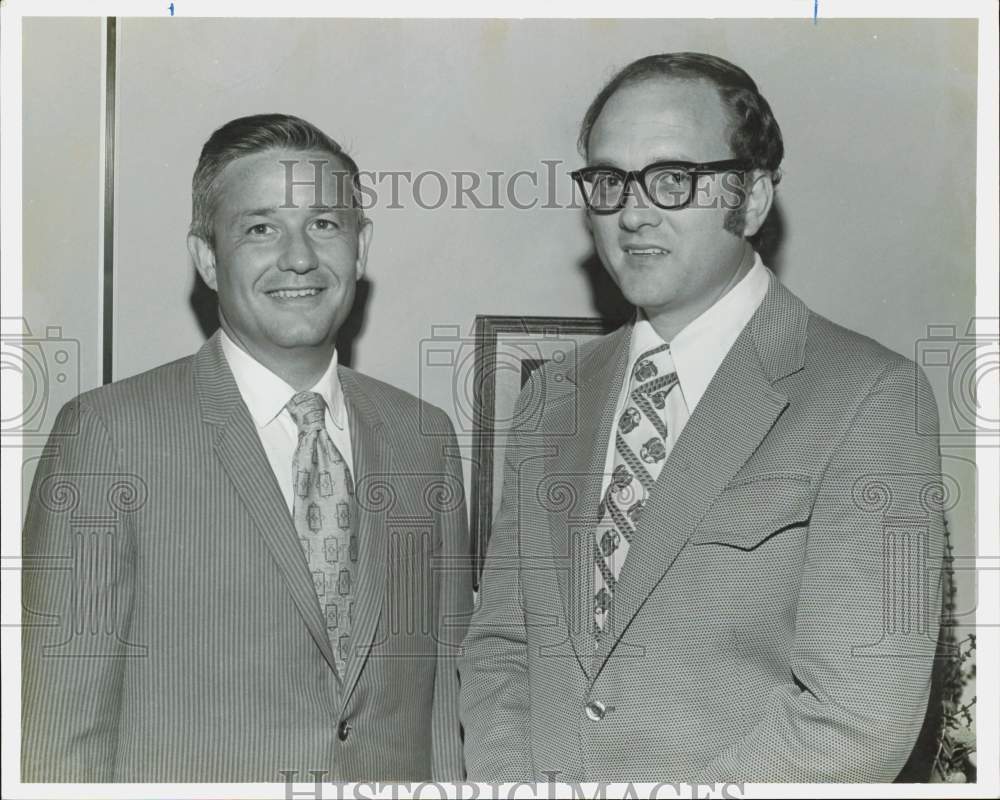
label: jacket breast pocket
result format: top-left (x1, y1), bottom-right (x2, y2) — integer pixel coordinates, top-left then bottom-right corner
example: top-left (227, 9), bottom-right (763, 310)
top-left (690, 475), bottom-right (813, 551)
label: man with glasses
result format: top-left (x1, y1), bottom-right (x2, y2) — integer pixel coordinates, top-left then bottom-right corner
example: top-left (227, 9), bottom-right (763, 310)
top-left (460, 53), bottom-right (944, 782)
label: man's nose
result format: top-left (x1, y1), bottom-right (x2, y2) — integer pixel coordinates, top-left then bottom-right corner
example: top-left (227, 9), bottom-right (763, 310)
top-left (278, 229), bottom-right (319, 272)
top-left (618, 178), bottom-right (661, 232)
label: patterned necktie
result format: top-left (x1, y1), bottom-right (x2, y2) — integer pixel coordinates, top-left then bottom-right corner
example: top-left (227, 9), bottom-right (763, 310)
top-left (286, 391), bottom-right (357, 677)
top-left (594, 343), bottom-right (680, 636)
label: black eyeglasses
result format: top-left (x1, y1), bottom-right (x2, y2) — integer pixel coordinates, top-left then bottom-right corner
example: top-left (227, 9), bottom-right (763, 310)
top-left (570, 159), bottom-right (749, 214)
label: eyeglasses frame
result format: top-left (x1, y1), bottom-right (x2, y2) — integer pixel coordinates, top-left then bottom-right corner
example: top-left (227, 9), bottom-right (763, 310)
top-left (570, 158), bottom-right (751, 214)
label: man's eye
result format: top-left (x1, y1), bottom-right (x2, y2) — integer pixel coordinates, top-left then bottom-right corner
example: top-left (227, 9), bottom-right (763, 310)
top-left (246, 223), bottom-right (271, 236)
top-left (313, 218), bottom-right (341, 232)
top-left (593, 173), bottom-right (623, 188)
top-left (652, 170), bottom-right (689, 186)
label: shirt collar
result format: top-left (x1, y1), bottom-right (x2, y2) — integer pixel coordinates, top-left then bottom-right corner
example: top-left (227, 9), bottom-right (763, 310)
top-left (626, 252), bottom-right (770, 413)
top-left (219, 329), bottom-right (348, 431)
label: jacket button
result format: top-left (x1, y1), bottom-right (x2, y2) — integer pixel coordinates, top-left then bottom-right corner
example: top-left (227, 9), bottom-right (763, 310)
top-left (338, 720), bottom-right (351, 741)
top-left (585, 700), bottom-right (606, 721)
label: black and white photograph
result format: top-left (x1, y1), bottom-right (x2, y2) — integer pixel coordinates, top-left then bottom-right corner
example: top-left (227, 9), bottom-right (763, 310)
top-left (1, 1), bottom-right (997, 798)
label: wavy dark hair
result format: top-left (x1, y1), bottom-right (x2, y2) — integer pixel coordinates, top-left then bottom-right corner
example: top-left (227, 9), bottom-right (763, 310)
top-left (189, 113), bottom-right (362, 249)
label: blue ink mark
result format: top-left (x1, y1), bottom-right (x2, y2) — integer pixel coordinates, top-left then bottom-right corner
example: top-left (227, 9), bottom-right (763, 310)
top-left (168, 2), bottom-right (174, 15)
top-left (813, 0), bottom-right (818, 24)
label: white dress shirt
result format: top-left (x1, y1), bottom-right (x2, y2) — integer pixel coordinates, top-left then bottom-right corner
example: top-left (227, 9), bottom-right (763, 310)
top-left (599, 253), bottom-right (770, 499)
top-left (220, 330), bottom-right (354, 514)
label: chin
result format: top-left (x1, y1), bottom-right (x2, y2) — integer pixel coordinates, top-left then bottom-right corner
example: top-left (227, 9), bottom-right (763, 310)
top-left (268, 326), bottom-right (337, 350)
top-left (618, 282), bottom-right (678, 314)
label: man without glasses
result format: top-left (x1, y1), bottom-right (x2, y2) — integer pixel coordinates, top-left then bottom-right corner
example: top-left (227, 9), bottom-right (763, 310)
top-left (460, 52), bottom-right (944, 782)
top-left (22, 113), bottom-right (471, 782)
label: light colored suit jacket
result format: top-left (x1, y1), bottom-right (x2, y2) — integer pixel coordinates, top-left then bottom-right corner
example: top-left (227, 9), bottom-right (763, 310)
top-left (460, 272), bottom-right (944, 782)
top-left (22, 332), bottom-right (472, 782)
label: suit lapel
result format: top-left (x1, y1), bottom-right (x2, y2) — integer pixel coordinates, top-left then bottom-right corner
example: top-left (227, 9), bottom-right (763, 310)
top-left (592, 274), bottom-right (809, 676)
top-left (547, 326), bottom-right (631, 678)
top-left (336, 368), bottom-right (389, 712)
top-left (193, 334), bottom-right (339, 674)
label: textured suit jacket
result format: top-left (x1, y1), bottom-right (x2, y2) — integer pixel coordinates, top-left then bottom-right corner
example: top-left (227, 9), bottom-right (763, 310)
top-left (22, 332), bottom-right (472, 782)
top-left (460, 271), bottom-right (945, 782)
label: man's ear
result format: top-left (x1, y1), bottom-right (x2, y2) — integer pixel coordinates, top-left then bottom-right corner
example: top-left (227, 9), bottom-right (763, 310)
top-left (187, 234), bottom-right (218, 290)
top-left (740, 170), bottom-right (775, 238)
top-left (354, 217), bottom-right (373, 281)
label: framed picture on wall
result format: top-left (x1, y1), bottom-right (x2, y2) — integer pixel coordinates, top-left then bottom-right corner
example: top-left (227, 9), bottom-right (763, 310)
top-left (470, 315), bottom-right (618, 583)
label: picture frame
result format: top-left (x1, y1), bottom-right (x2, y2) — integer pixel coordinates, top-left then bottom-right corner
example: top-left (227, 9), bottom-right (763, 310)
top-left (470, 315), bottom-right (618, 582)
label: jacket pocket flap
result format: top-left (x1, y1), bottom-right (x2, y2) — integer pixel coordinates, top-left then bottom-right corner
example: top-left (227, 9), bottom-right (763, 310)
top-left (691, 476), bottom-right (813, 550)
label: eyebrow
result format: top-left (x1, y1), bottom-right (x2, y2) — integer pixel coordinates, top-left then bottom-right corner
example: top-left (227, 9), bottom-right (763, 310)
top-left (233, 204), bottom-right (352, 222)
top-left (586, 154), bottom-right (701, 169)
top-left (234, 207), bottom-right (277, 221)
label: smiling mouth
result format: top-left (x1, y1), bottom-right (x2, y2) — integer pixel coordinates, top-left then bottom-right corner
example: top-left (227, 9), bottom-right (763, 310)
top-left (624, 247), bottom-right (669, 256)
top-left (266, 288), bottom-right (324, 299)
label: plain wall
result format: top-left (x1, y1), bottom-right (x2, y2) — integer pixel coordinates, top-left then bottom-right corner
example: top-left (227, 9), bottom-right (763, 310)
top-left (20, 17), bottom-right (103, 505)
top-left (112, 19), bottom-right (977, 397)
top-left (21, 18), bottom-right (979, 628)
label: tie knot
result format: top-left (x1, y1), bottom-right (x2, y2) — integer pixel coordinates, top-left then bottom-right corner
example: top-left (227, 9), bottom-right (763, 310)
top-left (286, 391), bottom-right (327, 433)
top-left (631, 343), bottom-right (675, 387)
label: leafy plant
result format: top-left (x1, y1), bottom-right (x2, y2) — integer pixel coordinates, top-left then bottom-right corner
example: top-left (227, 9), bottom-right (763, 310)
top-left (931, 527), bottom-right (976, 783)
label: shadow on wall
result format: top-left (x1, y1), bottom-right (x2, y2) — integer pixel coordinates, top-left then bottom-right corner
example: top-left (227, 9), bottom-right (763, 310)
top-left (189, 270), bottom-right (374, 369)
top-left (576, 196), bottom-right (788, 329)
top-left (752, 196), bottom-right (786, 276)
